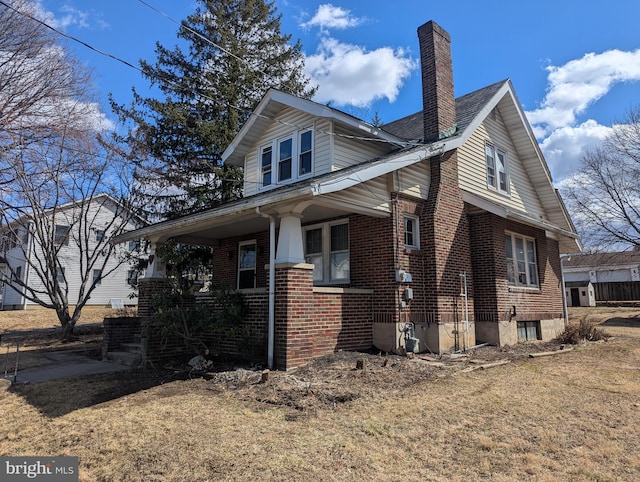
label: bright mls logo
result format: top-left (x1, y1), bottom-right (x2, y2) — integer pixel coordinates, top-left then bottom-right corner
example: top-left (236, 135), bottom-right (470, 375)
top-left (0, 457), bottom-right (78, 481)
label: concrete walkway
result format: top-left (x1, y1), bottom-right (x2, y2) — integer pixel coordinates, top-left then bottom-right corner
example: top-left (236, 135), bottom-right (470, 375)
top-left (2, 349), bottom-right (132, 385)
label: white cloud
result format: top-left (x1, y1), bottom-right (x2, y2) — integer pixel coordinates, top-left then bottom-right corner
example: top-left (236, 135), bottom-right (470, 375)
top-left (527, 49), bottom-right (640, 136)
top-left (539, 120), bottom-right (611, 181)
top-left (524, 48), bottom-right (640, 182)
top-left (300, 4), bottom-right (364, 30)
top-left (305, 37), bottom-right (417, 107)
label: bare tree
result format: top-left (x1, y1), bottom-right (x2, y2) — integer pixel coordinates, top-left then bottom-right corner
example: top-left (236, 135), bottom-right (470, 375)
top-left (0, 0), bottom-right (104, 144)
top-left (0, 120), bottom-right (142, 339)
top-left (562, 107), bottom-right (640, 251)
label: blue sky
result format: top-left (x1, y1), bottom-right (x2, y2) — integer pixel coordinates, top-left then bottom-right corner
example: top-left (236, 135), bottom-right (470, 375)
top-left (36, 0), bottom-right (640, 184)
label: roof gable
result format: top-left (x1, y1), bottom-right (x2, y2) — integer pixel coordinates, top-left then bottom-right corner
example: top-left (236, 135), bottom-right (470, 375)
top-left (222, 89), bottom-right (406, 167)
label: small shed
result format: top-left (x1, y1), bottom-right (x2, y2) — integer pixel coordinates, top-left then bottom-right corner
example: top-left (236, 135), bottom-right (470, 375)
top-left (565, 281), bottom-right (596, 307)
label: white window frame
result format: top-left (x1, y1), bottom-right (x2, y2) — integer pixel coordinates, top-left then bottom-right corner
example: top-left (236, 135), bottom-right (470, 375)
top-left (259, 127), bottom-right (314, 189)
top-left (237, 240), bottom-right (257, 290)
top-left (303, 220), bottom-right (350, 284)
top-left (54, 225), bottom-right (70, 246)
top-left (485, 143), bottom-right (509, 195)
top-left (404, 215), bottom-right (420, 249)
top-left (505, 232), bottom-right (539, 288)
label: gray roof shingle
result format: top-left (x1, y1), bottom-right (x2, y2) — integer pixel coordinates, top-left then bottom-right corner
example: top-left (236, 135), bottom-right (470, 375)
top-left (381, 79), bottom-right (508, 141)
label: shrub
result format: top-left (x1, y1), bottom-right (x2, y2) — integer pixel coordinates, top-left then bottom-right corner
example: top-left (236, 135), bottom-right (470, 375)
top-left (556, 318), bottom-right (609, 344)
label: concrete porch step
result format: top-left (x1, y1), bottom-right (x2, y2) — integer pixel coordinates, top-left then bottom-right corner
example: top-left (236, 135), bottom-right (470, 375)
top-left (120, 342), bottom-right (143, 354)
top-left (105, 351), bottom-right (142, 367)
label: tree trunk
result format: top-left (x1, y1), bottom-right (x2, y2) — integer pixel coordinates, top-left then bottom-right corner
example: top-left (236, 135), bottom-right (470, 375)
top-left (61, 319), bottom-right (76, 341)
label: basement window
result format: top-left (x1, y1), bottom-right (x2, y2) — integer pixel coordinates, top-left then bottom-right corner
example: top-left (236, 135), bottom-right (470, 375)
top-left (517, 321), bottom-right (541, 341)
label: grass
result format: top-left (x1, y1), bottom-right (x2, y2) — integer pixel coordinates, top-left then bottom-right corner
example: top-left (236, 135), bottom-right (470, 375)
top-left (0, 305), bottom-right (134, 333)
top-left (1, 307), bottom-right (640, 480)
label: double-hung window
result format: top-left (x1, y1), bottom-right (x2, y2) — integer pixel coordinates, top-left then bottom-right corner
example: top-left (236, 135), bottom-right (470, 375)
top-left (404, 215), bottom-right (419, 249)
top-left (505, 233), bottom-right (538, 288)
top-left (303, 220), bottom-right (349, 284)
top-left (485, 143), bottom-right (509, 194)
top-left (260, 128), bottom-right (313, 188)
top-left (54, 225), bottom-right (70, 246)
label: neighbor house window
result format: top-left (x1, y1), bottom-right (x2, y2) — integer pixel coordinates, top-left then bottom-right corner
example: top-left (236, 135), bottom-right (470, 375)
top-left (54, 225), bottom-right (70, 246)
top-left (505, 233), bottom-right (538, 288)
top-left (93, 269), bottom-right (102, 286)
top-left (303, 220), bottom-right (349, 284)
top-left (128, 239), bottom-right (141, 252)
top-left (486, 143), bottom-right (509, 194)
top-left (404, 215), bottom-right (419, 249)
top-left (517, 321), bottom-right (541, 341)
top-left (95, 229), bottom-right (105, 243)
top-left (56, 267), bottom-right (65, 284)
top-left (260, 128), bottom-right (314, 188)
top-left (127, 270), bottom-right (139, 286)
top-left (238, 240), bottom-right (257, 290)
top-left (13, 266), bottom-right (22, 281)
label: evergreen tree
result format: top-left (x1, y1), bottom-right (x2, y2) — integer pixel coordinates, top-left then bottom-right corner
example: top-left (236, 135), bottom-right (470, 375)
top-left (112, 0), bottom-right (315, 219)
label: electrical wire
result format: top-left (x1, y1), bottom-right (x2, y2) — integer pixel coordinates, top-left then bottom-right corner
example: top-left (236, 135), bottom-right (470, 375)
top-left (0, 0), bottom-right (424, 150)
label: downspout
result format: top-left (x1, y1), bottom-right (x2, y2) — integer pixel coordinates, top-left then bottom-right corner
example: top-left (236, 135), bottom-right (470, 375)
top-left (256, 207), bottom-right (276, 369)
top-left (560, 255), bottom-right (569, 327)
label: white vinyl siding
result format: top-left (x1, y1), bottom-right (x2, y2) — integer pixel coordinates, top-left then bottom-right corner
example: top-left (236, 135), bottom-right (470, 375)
top-left (325, 178), bottom-right (391, 214)
top-left (393, 161), bottom-right (430, 199)
top-left (243, 108), bottom-right (330, 197)
top-left (333, 124), bottom-right (393, 171)
top-left (3, 199), bottom-right (140, 308)
top-left (457, 111), bottom-right (546, 218)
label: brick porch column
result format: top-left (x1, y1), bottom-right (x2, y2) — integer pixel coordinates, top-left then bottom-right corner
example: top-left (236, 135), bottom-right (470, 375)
top-left (274, 262), bottom-right (314, 370)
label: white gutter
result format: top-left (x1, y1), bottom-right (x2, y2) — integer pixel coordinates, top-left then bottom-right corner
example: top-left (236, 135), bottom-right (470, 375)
top-left (256, 207), bottom-right (276, 369)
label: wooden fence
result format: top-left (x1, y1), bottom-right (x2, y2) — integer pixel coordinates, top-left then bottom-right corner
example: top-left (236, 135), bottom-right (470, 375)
top-left (594, 282), bottom-right (640, 302)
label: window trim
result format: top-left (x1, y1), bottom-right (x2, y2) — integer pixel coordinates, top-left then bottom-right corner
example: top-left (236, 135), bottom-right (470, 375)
top-left (403, 215), bottom-right (420, 249)
top-left (505, 232), bottom-right (539, 288)
top-left (259, 127), bottom-right (314, 190)
top-left (303, 219), bottom-right (350, 285)
top-left (485, 143), bottom-right (510, 195)
top-left (54, 225), bottom-right (71, 246)
top-left (93, 269), bottom-right (102, 286)
top-left (237, 240), bottom-right (257, 290)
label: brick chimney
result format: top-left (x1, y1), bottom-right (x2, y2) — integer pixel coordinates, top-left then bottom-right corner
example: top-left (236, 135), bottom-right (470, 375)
top-left (418, 20), bottom-right (456, 141)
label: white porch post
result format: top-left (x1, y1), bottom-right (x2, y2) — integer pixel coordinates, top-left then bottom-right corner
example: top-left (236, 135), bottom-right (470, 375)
top-left (275, 213), bottom-right (305, 264)
top-left (144, 242), bottom-right (167, 278)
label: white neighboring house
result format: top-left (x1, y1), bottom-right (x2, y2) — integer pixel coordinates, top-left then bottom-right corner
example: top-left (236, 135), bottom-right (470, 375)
top-left (0, 194), bottom-right (145, 310)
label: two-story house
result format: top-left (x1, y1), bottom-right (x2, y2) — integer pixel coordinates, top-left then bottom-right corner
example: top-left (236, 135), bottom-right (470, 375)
top-left (114, 20), bottom-right (580, 370)
top-left (0, 193), bottom-right (144, 310)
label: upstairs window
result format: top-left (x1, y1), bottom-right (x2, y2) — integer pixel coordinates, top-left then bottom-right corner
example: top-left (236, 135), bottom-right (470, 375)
top-left (260, 128), bottom-right (313, 189)
top-left (95, 229), bottom-right (105, 243)
top-left (54, 225), bottom-right (70, 246)
top-left (485, 143), bottom-right (509, 194)
top-left (303, 220), bottom-right (349, 284)
top-left (505, 232), bottom-right (538, 288)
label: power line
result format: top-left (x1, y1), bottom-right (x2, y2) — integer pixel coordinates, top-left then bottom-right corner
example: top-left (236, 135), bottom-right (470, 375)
top-left (0, 0), bottom-right (419, 151)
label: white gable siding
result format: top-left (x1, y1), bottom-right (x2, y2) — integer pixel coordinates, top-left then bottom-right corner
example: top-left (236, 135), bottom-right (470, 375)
top-left (394, 160), bottom-right (430, 199)
top-left (333, 124), bottom-right (393, 171)
top-left (328, 177), bottom-right (391, 214)
top-left (458, 111), bottom-right (545, 218)
top-left (242, 107), bottom-right (332, 198)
